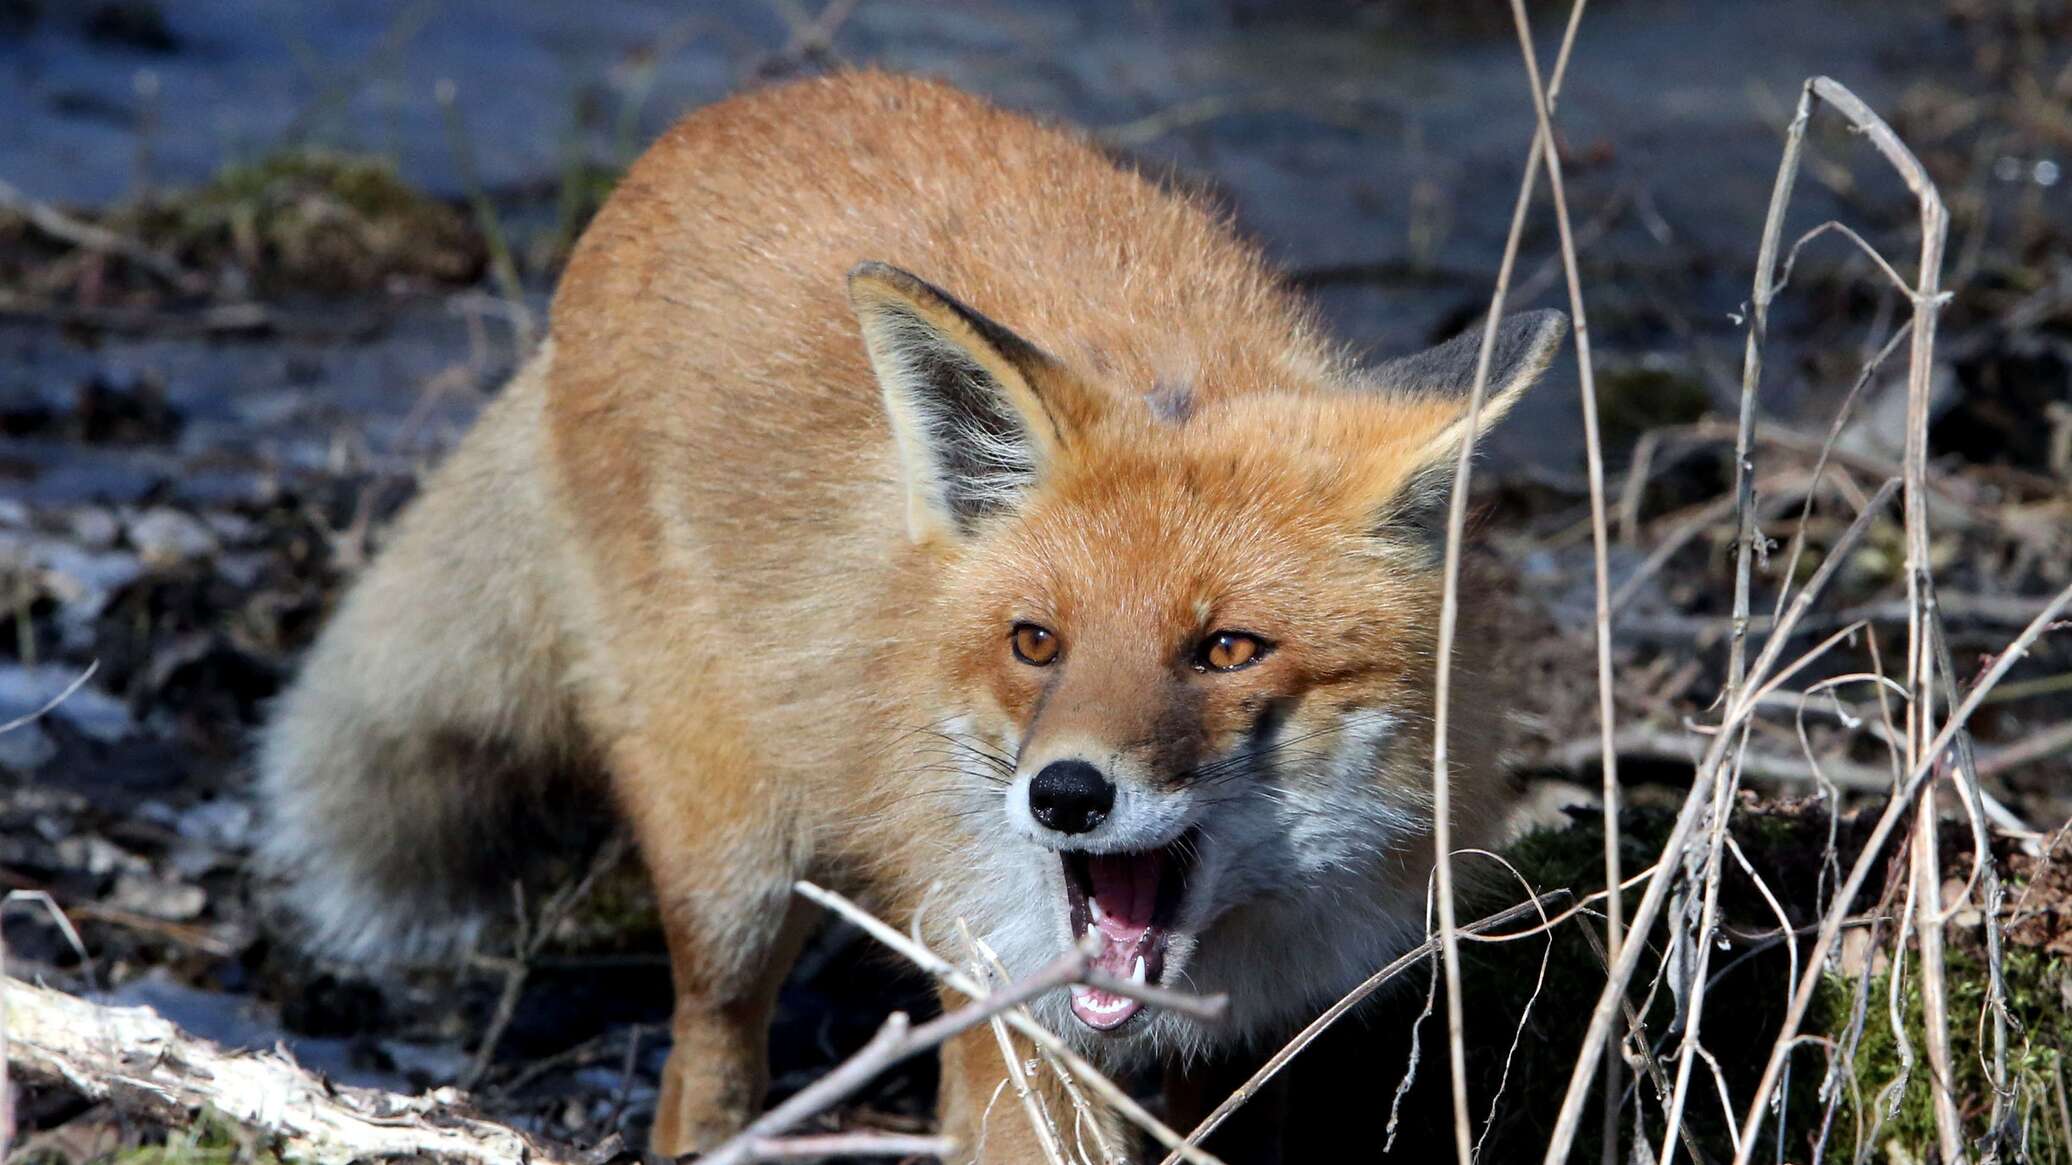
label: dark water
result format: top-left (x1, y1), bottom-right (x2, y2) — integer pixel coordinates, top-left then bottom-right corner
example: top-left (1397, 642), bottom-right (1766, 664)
top-left (3, 1), bottom-right (1954, 337)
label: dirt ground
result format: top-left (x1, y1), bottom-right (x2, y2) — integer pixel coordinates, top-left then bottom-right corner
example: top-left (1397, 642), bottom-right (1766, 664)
top-left (1, 1), bottom-right (2068, 1161)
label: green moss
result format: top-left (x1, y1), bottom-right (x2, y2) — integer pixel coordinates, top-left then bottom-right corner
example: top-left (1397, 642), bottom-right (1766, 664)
top-left (1819, 938), bottom-right (2068, 1162)
top-left (13, 1110), bottom-right (283, 1165)
top-left (115, 149), bottom-right (487, 292)
top-left (114, 1116), bottom-right (281, 1165)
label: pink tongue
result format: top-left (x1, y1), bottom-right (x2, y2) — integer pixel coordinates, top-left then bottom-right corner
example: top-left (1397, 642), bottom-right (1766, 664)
top-left (1089, 852), bottom-right (1159, 952)
top-left (1071, 852), bottom-right (1163, 1030)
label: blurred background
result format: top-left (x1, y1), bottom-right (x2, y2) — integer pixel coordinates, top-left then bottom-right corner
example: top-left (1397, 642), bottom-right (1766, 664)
top-left (1, 1), bottom-right (2066, 1159)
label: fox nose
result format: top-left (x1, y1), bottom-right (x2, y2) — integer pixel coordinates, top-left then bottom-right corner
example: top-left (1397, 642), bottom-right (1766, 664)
top-left (1028, 761), bottom-right (1115, 835)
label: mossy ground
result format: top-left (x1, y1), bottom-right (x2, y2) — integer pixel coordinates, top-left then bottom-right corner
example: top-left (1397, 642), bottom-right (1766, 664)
top-left (1246, 804), bottom-right (2067, 1163)
top-left (115, 150), bottom-right (488, 293)
top-left (9, 1110), bottom-right (282, 1165)
top-left (1820, 939), bottom-right (2069, 1164)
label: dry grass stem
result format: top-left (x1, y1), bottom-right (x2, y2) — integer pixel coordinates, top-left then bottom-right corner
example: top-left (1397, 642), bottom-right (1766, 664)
top-left (791, 881), bottom-right (1227, 1165)
top-left (742, 1132), bottom-right (960, 1160)
top-left (1427, 0), bottom-right (1592, 1157)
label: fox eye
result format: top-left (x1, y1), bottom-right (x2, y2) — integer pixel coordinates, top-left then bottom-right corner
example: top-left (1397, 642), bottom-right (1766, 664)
top-left (1196, 631), bottom-right (1269, 673)
top-left (1011, 623), bottom-right (1060, 667)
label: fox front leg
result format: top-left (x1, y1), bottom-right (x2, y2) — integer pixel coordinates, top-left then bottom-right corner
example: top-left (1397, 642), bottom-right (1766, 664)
top-left (936, 1004), bottom-right (1128, 1165)
top-left (607, 727), bottom-right (814, 1156)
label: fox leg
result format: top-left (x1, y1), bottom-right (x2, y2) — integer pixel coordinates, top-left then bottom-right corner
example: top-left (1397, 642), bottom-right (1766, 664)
top-left (607, 725), bottom-right (813, 1156)
top-left (938, 1006), bottom-right (1122, 1165)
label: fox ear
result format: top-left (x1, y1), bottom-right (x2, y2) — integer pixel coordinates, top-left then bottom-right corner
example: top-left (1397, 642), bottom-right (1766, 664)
top-left (849, 262), bottom-right (1071, 543)
top-left (1362, 310), bottom-right (1568, 555)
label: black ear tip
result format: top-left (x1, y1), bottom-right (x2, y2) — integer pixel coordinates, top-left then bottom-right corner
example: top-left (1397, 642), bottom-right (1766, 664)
top-left (846, 260), bottom-right (907, 293)
top-left (1497, 309), bottom-right (1569, 371)
top-left (847, 262), bottom-right (947, 315)
top-left (1511, 308), bottom-right (1569, 342)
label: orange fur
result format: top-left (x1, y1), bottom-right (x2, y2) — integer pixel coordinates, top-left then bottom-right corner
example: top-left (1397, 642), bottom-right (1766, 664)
top-left (259, 71), bottom-right (1565, 1162)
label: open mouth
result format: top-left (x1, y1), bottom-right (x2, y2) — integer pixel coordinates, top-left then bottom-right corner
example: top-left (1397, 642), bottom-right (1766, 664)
top-left (1059, 830), bottom-right (1199, 1031)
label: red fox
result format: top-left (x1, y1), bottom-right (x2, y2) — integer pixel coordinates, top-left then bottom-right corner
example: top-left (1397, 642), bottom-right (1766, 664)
top-left (259, 70), bottom-right (1563, 1161)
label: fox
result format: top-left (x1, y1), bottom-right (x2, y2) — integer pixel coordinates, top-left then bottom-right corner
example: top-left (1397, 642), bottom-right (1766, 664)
top-left (258, 70), bottom-right (1565, 1162)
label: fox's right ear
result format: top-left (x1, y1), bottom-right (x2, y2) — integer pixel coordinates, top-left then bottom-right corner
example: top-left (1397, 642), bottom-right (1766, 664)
top-left (1358, 310), bottom-right (1568, 559)
top-left (849, 261), bottom-right (1077, 543)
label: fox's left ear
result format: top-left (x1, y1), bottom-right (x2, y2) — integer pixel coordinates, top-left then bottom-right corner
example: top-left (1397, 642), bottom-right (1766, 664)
top-left (1360, 309), bottom-right (1568, 554)
top-left (849, 262), bottom-right (1089, 544)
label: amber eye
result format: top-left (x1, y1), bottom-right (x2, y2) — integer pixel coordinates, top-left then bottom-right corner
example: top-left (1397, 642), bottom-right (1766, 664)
top-left (1196, 631), bottom-right (1269, 673)
top-left (1011, 623), bottom-right (1060, 667)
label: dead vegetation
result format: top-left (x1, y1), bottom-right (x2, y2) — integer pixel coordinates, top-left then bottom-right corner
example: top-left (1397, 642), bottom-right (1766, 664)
top-left (0, 149), bottom-right (489, 315)
top-left (1, 0), bottom-right (2069, 1163)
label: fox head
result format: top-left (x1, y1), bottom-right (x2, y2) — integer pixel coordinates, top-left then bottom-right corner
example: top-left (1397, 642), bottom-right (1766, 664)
top-left (849, 260), bottom-right (1564, 1047)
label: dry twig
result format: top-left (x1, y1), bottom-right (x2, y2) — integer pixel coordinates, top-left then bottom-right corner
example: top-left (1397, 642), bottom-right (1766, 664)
top-left (1429, 1), bottom-right (1593, 1158)
top-left (4, 977), bottom-right (570, 1165)
top-left (792, 881), bottom-right (1229, 1165)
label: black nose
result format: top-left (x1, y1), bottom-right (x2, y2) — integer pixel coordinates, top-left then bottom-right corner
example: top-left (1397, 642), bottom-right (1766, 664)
top-left (1028, 761), bottom-right (1114, 835)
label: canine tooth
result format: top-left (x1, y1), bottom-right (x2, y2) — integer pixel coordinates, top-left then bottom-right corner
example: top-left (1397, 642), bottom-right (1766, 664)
top-left (1088, 897), bottom-right (1106, 924)
top-left (1130, 955), bottom-right (1147, 985)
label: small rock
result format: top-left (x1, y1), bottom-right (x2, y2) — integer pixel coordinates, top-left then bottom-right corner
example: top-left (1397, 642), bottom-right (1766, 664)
top-left (109, 872), bottom-right (207, 921)
top-left (177, 798), bottom-right (256, 848)
top-left (54, 834), bottom-right (145, 878)
top-left (214, 550), bottom-right (270, 589)
top-left (67, 507), bottom-right (121, 549)
top-left (0, 721), bottom-right (57, 771)
top-left (126, 507), bottom-right (219, 562)
top-left (201, 510), bottom-right (261, 545)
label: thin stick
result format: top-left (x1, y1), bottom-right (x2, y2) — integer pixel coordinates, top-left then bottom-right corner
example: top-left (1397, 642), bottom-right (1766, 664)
top-left (1724, 73), bottom-right (1814, 705)
top-left (704, 947), bottom-right (1099, 1165)
top-left (0, 179), bottom-right (194, 287)
top-left (0, 662), bottom-right (99, 736)
top-left (969, 931), bottom-right (1126, 1165)
top-left (1501, 5), bottom-right (1628, 1158)
top-left (1430, 0), bottom-right (1591, 1155)
top-left (984, 1003), bottom-right (1069, 1165)
top-left (962, 928), bottom-right (1069, 1165)
top-left (1655, 724), bottom-right (1750, 1165)
top-left (1935, 615), bottom-right (2010, 1125)
top-left (792, 882), bottom-right (1227, 1165)
top-left (744, 1132), bottom-right (958, 1160)
top-left (1796, 70), bottom-right (1964, 1165)
top-left (462, 834), bottom-right (628, 1089)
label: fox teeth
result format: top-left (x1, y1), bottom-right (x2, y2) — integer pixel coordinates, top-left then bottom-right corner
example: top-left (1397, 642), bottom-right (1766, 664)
top-left (1088, 897), bottom-right (1106, 924)
top-left (1129, 955), bottom-right (1147, 985)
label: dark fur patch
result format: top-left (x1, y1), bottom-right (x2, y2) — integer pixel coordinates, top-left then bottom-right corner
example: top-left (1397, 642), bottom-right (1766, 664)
top-left (1144, 376), bottom-right (1195, 423)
